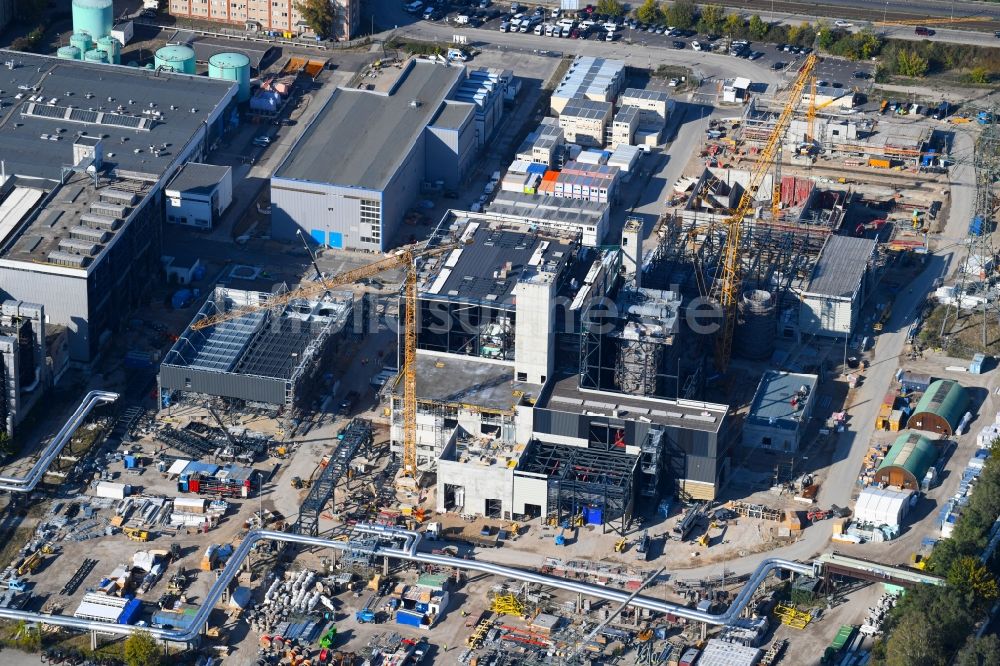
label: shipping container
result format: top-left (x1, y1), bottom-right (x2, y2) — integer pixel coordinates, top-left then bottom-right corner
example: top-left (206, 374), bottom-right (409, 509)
top-left (174, 497), bottom-right (207, 514)
top-left (118, 598), bottom-right (143, 625)
top-left (95, 481), bottom-right (130, 500)
top-left (868, 158), bottom-right (891, 168)
top-left (396, 609), bottom-right (425, 627)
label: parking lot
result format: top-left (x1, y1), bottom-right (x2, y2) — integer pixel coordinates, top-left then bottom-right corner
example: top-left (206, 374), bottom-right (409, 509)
top-left (401, 1), bottom-right (875, 89)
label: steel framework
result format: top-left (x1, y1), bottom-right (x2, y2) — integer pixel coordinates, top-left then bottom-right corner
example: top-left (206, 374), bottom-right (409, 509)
top-left (712, 54), bottom-right (817, 371)
top-left (294, 418), bottom-right (373, 536)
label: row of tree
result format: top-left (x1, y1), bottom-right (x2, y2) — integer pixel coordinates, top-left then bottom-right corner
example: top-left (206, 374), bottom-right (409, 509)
top-left (871, 440), bottom-right (1000, 665)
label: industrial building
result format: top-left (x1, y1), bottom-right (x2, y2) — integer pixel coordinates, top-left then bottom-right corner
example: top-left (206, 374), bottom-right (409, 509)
top-left (874, 431), bottom-right (938, 491)
top-left (397, 215), bottom-right (733, 529)
top-left (168, 0), bottom-right (359, 41)
top-left (742, 371), bottom-right (818, 452)
top-left (159, 287), bottom-right (354, 408)
top-left (908, 379), bottom-right (969, 437)
top-left (165, 163), bottom-right (233, 230)
top-left (272, 60), bottom-right (513, 251)
top-left (799, 235), bottom-right (878, 339)
top-left (0, 301), bottom-right (49, 437)
top-left (0, 51), bottom-right (237, 362)
top-left (515, 118), bottom-right (565, 168)
top-left (484, 192), bottom-right (610, 247)
top-left (550, 56), bottom-right (625, 115)
top-left (557, 98), bottom-right (613, 147)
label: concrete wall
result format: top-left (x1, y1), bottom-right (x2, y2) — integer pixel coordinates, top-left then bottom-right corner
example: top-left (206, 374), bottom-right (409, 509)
top-left (512, 470), bottom-right (548, 516)
top-left (436, 458), bottom-right (513, 516)
top-left (0, 265), bottom-right (90, 361)
top-left (514, 275), bottom-right (555, 385)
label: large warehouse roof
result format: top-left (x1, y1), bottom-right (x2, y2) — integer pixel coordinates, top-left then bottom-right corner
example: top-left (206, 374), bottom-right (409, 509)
top-left (0, 50), bottom-right (235, 181)
top-left (877, 431), bottom-right (937, 483)
top-left (911, 379), bottom-right (968, 429)
top-left (804, 235), bottom-right (876, 299)
top-left (275, 60), bottom-right (463, 191)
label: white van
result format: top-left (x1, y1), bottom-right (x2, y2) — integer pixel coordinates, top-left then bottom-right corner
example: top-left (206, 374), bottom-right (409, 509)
top-left (605, 29), bottom-right (616, 41)
top-left (447, 48), bottom-right (468, 61)
top-left (455, 13), bottom-right (470, 24)
top-left (534, 23), bottom-right (544, 35)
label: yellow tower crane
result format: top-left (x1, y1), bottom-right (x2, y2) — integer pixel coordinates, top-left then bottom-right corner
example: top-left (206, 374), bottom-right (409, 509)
top-left (190, 240), bottom-right (465, 480)
top-left (713, 54), bottom-right (817, 371)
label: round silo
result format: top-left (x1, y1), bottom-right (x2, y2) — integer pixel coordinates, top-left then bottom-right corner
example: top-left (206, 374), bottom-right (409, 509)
top-left (72, 0), bottom-right (113, 40)
top-left (735, 289), bottom-right (777, 360)
top-left (57, 45), bottom-right (82, 60)
top-left (154, 45), bottom-right (196, 75)
top-left (83, 49), bottom-right (108, 64)
top-left (208, 52), bottom-right (251, 102)
top-left (69, 31), bottom-right (93, 54)
top-left (95, 36), bottom-right (120, 65)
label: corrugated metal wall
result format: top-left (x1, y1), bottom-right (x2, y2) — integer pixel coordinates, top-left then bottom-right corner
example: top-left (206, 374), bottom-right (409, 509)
top-left (0, 266), bottom-right (89, 360)
top-left (159, 364), bottom-right (289, 406)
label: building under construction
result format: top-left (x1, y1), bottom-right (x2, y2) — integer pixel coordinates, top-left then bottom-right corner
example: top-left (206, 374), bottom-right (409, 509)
top-left (401, 213), bottom-right (733, 527)
top-left (159, 286), bottom-right (354, 409)
top-left (740, 98), bottom-right (936, 167)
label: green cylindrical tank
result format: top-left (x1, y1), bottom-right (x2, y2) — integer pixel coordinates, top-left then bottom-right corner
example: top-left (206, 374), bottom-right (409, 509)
top-left (57, 46), bottom-right (82, 60)
top-left (71, 0), bottom-right (113, 40)
top-left (154, 45), bottom-right (196, 75)
top-left (208, 52), bottom-right (251, 103)
top-left (69, 31), bottom-right (93, 53)
top-left (83, 49), bottom-right (107, 64)
top-left (95, 36), bottom-right (120, 65)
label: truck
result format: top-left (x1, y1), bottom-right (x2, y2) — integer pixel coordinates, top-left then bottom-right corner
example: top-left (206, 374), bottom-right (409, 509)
top-left (635, 530), bottom-right (650, 560)
top-left (932, 101), bottom-right (950, 120)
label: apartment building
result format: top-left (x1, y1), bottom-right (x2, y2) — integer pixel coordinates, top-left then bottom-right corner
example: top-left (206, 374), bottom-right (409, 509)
top-left (168, 0), bottom-right (359, 40)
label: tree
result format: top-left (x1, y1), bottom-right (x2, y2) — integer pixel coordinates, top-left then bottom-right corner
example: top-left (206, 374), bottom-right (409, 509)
top-left (697, 4), bottom-right (725, 34)
top-left (748, 14), bottom-right (768, 39)
top-left (664, 0), bottom-right (696, 29)
top-left (597, 0), bottom-right (626, 18)
top-left (957, 634), bottom-right (1000, 666)
top-left (124, 631), bottom-right (162, 666)
top-left (947, 557), bottom-right (999, 611)
top-left (856, 30), bottom-right (883, 59)
top-left (294, 0), bottom-right (334, 37)
top-left (969, 66), bottom-right (991, 84)
top-left (636, 0), bottom-right (662, 24)
top-left (895, 49), bottom-right (929, 77)
top-left (723, 12), bottom-right (743, 37)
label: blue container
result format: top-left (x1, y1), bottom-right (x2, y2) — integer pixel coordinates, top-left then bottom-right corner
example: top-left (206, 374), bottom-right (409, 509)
top-left (583, 506), bottom-right (603, 525)
top-left (414, 602), bottom-right (428, 613)
top-left (525, 162), bottom-right (547, 175)
top-left (124, 455), bottom-right (137, 469)
top-left (177, 478), bottom-right (189, 492)
top-left (118, 598), bottom-right (142, 625)
top-left (396, 609), bottom-right (424, 627)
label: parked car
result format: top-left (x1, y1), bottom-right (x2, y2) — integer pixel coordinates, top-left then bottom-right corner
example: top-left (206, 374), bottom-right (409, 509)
top-left (672, 40), bottom-right (685, 49)
top-left (915, 26), bottom-right (934, 36)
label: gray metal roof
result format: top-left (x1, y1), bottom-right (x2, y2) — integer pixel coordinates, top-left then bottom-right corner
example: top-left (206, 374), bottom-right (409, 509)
top-left (0, 51), bottom-right (234, 181)
top-left (424, 224), bottom-right (573, 305)
top-left (553, 56), bottom-right (625, 101)
top-left (621, 88), bottom-right (670, 102)
top-left (561, 97), bottom-right (613, 120)
top-left (275, 61), bottom-right (463, 192)
top-left (804, 235), bottom-right (876, 298)
top-left (747, 370), bottom-right (817, 429)
top-left (539, 373), bottom-right (728, 433)
top-left (167, 162), bottom-right (230, 195)
top-left (430, 101), bottom-right (474, 131)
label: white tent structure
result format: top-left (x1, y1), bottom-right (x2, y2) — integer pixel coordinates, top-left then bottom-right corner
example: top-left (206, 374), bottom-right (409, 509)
top-left (855, 487), bottom-right (913, 529)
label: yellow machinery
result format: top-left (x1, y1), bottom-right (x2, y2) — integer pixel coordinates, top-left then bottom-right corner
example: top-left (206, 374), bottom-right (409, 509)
top-left (713, 54), bottom-right (816, 371)
top-left (191, 241), bottom-right (464, 481)
top-left (16, 550), bottom-right (42, 576)
top-left (123, 527), bottom-right (150, 542)
top-left (614, 538), bottom-right (626, 553)
top-left (490, 592), bottom-right (525, 618)
top-left (466, 618), bottom-right (492, 649)
top-left (774, 603), bottom-right (812, 629)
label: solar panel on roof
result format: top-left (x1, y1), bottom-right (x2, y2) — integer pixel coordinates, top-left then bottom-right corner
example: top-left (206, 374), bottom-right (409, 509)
top-left (69, 109), bottom-right (99, 124)
top-left (24, 103), bottom-right (67, 119)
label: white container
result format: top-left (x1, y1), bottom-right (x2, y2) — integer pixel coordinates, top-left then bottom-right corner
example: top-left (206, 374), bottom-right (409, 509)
top-left (95, 481), bottom-right (129, 500)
